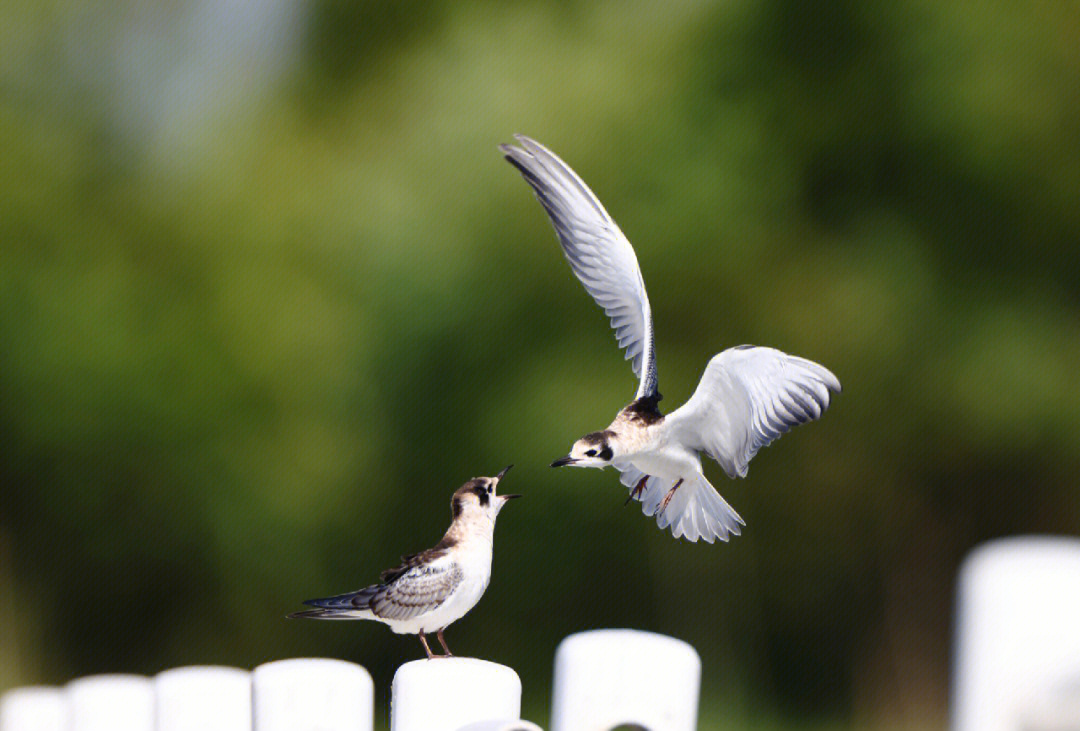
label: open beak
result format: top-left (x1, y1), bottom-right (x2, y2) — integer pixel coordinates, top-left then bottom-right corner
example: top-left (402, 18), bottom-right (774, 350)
top-left (495, 465), bottom-right (518, 501)
top-left (550, 456), bottom-right (577, 468)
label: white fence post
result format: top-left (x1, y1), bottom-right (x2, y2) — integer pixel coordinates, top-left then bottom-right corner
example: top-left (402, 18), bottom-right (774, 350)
top-left (953, 536), bottom-right (1080, 731)
top-left (550, 629), bottom-right (700, 731)
top-left (390, 658), bottom-right (522, 731)
top-left (0, 687), bottom-right (69, 731)
top-left (252, 658), bottom-right (373, 731)
top-left (455, 722), bottom-right (543, 731)
top-left (67, 675), bottom-right (155, 731)
top-left (1017, 676), bottom-right (1080, 731)
top-left (153, 666), bottom-right (251, 731)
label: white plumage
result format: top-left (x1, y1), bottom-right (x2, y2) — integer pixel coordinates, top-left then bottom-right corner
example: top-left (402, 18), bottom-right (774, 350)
top-left (501, 135), bottom-right (841, 543)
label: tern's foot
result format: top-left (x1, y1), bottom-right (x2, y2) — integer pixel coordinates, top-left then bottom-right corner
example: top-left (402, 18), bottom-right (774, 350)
top-left (624, 475), bottom-right (651, 506)
top-left (436, 629), bottom-right (454, 657)
top-left (419, 630), bottom-right (437, 659)
top-left (658, 478), bottom-right (685, 513)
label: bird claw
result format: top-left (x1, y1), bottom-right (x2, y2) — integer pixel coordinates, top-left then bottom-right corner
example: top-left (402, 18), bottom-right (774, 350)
top-left (658, 478), bottom-right (684, 513)
top-left (624, 475), bottom-right (651, 506)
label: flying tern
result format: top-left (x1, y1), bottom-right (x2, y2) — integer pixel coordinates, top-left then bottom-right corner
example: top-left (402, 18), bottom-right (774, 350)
top-left (500, 135), bottom-right (840, 543)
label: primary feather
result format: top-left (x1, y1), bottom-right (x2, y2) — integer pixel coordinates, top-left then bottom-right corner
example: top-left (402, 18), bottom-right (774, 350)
top-left (500, 135), bottom-right (659, 399)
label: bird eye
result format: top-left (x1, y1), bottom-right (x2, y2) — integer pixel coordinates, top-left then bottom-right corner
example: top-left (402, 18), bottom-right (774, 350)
top-left (585, 449), bottom-right (596, 457)
top-left (487, 485), bottom-right (493, 493)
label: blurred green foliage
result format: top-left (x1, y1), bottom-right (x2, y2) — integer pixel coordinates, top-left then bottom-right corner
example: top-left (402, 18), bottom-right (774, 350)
top-left (2, 0), bottom-right (1079, 728)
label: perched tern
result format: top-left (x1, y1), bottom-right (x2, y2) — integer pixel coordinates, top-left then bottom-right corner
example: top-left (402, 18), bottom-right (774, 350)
top-left (500, 135), bottom-right (841, 543)
top-left (289, 466), bottom-right (519, 658)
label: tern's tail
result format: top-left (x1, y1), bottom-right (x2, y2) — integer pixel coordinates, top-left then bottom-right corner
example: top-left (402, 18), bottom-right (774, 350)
top-left (287, 608), bottom-right (361, 619)
top-left (621, 469), bottom-right (744, 543)
top-left (287, 586), bottom-right (378, 619)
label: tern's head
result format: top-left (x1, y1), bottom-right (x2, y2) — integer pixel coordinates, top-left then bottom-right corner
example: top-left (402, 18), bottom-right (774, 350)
top-left (551, 431), bottom-right (616, 469)
top-left (451, 465), bottom-right (520, 523)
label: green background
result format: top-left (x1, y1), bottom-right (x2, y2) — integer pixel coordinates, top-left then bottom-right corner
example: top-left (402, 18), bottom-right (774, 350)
top-left (2, 1), bottom-right (1079, 728)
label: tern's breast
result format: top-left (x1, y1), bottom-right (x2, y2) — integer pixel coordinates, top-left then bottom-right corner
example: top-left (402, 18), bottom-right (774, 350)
top-left (409, 539), bottom-right (493, 634)
top-left (629, 438), bottom-right (702, 481)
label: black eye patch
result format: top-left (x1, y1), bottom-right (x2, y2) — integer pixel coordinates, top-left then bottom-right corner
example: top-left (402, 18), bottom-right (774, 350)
top-left (598, 446), bottom-right (613, 461)
top-left (472, 482), bottom-right (492, 503)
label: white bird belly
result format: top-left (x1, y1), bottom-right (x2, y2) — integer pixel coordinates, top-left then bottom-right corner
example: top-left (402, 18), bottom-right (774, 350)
top-left (629, 445), bottom-right (701, 481)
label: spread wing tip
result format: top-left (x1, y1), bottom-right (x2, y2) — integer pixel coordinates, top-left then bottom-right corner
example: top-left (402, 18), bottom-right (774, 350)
top-left (798, 357), bottom-right (842, 395)
top-left (826, 369), bottom-right (842, 394)
top-left (498, 134), bottom-right (541, 156)
top-left (500, 134), bottom-right (658, 398)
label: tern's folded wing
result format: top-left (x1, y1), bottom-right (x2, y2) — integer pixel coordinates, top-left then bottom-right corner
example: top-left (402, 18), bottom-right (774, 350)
top-left (500, 135), bottom-right (658, 400)
top-left (668, 346), bottom-right (840, 479)
top-left (368, 555), bottom-right (464, 621)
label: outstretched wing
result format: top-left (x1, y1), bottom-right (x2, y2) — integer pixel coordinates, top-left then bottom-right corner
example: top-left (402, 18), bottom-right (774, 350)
top-left (668, 346), bottom-right (841, 479)
top-left (500, 135), bottom-right (658, 399)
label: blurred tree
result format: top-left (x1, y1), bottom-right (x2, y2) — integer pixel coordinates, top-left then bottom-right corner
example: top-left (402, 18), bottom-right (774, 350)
top-left (1, 1), bottom-right (1079, 728)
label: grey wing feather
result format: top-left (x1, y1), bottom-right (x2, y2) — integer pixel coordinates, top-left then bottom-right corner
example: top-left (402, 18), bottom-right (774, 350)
top-left (668, 346), bottom-right (841, 478)
top-left (500, 135), bottom-right (658, 399)
top-left (368, 560), bottom-right (464, 621)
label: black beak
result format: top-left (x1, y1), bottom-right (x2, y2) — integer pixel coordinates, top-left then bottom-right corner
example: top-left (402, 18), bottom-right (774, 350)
top-left (550, 456), bottom-right (576, 467)
top-left (499, 493), bottom-right (522, 501)
top-left (495, 464), bottom-right (514, 480)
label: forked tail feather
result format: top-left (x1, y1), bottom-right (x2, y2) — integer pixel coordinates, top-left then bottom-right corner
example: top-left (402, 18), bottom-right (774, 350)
top-left (619, 468), bottom-right (744, 543)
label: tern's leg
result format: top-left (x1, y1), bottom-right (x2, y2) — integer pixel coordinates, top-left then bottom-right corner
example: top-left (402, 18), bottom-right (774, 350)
top-left (436, 629), bottom-right (453, 657)
top-left (624, 475), bottom-right (651, 506)
top-left (418, 630), bottom-right (436, 659)
top-left (659, 478), bottom-right (685, 513)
